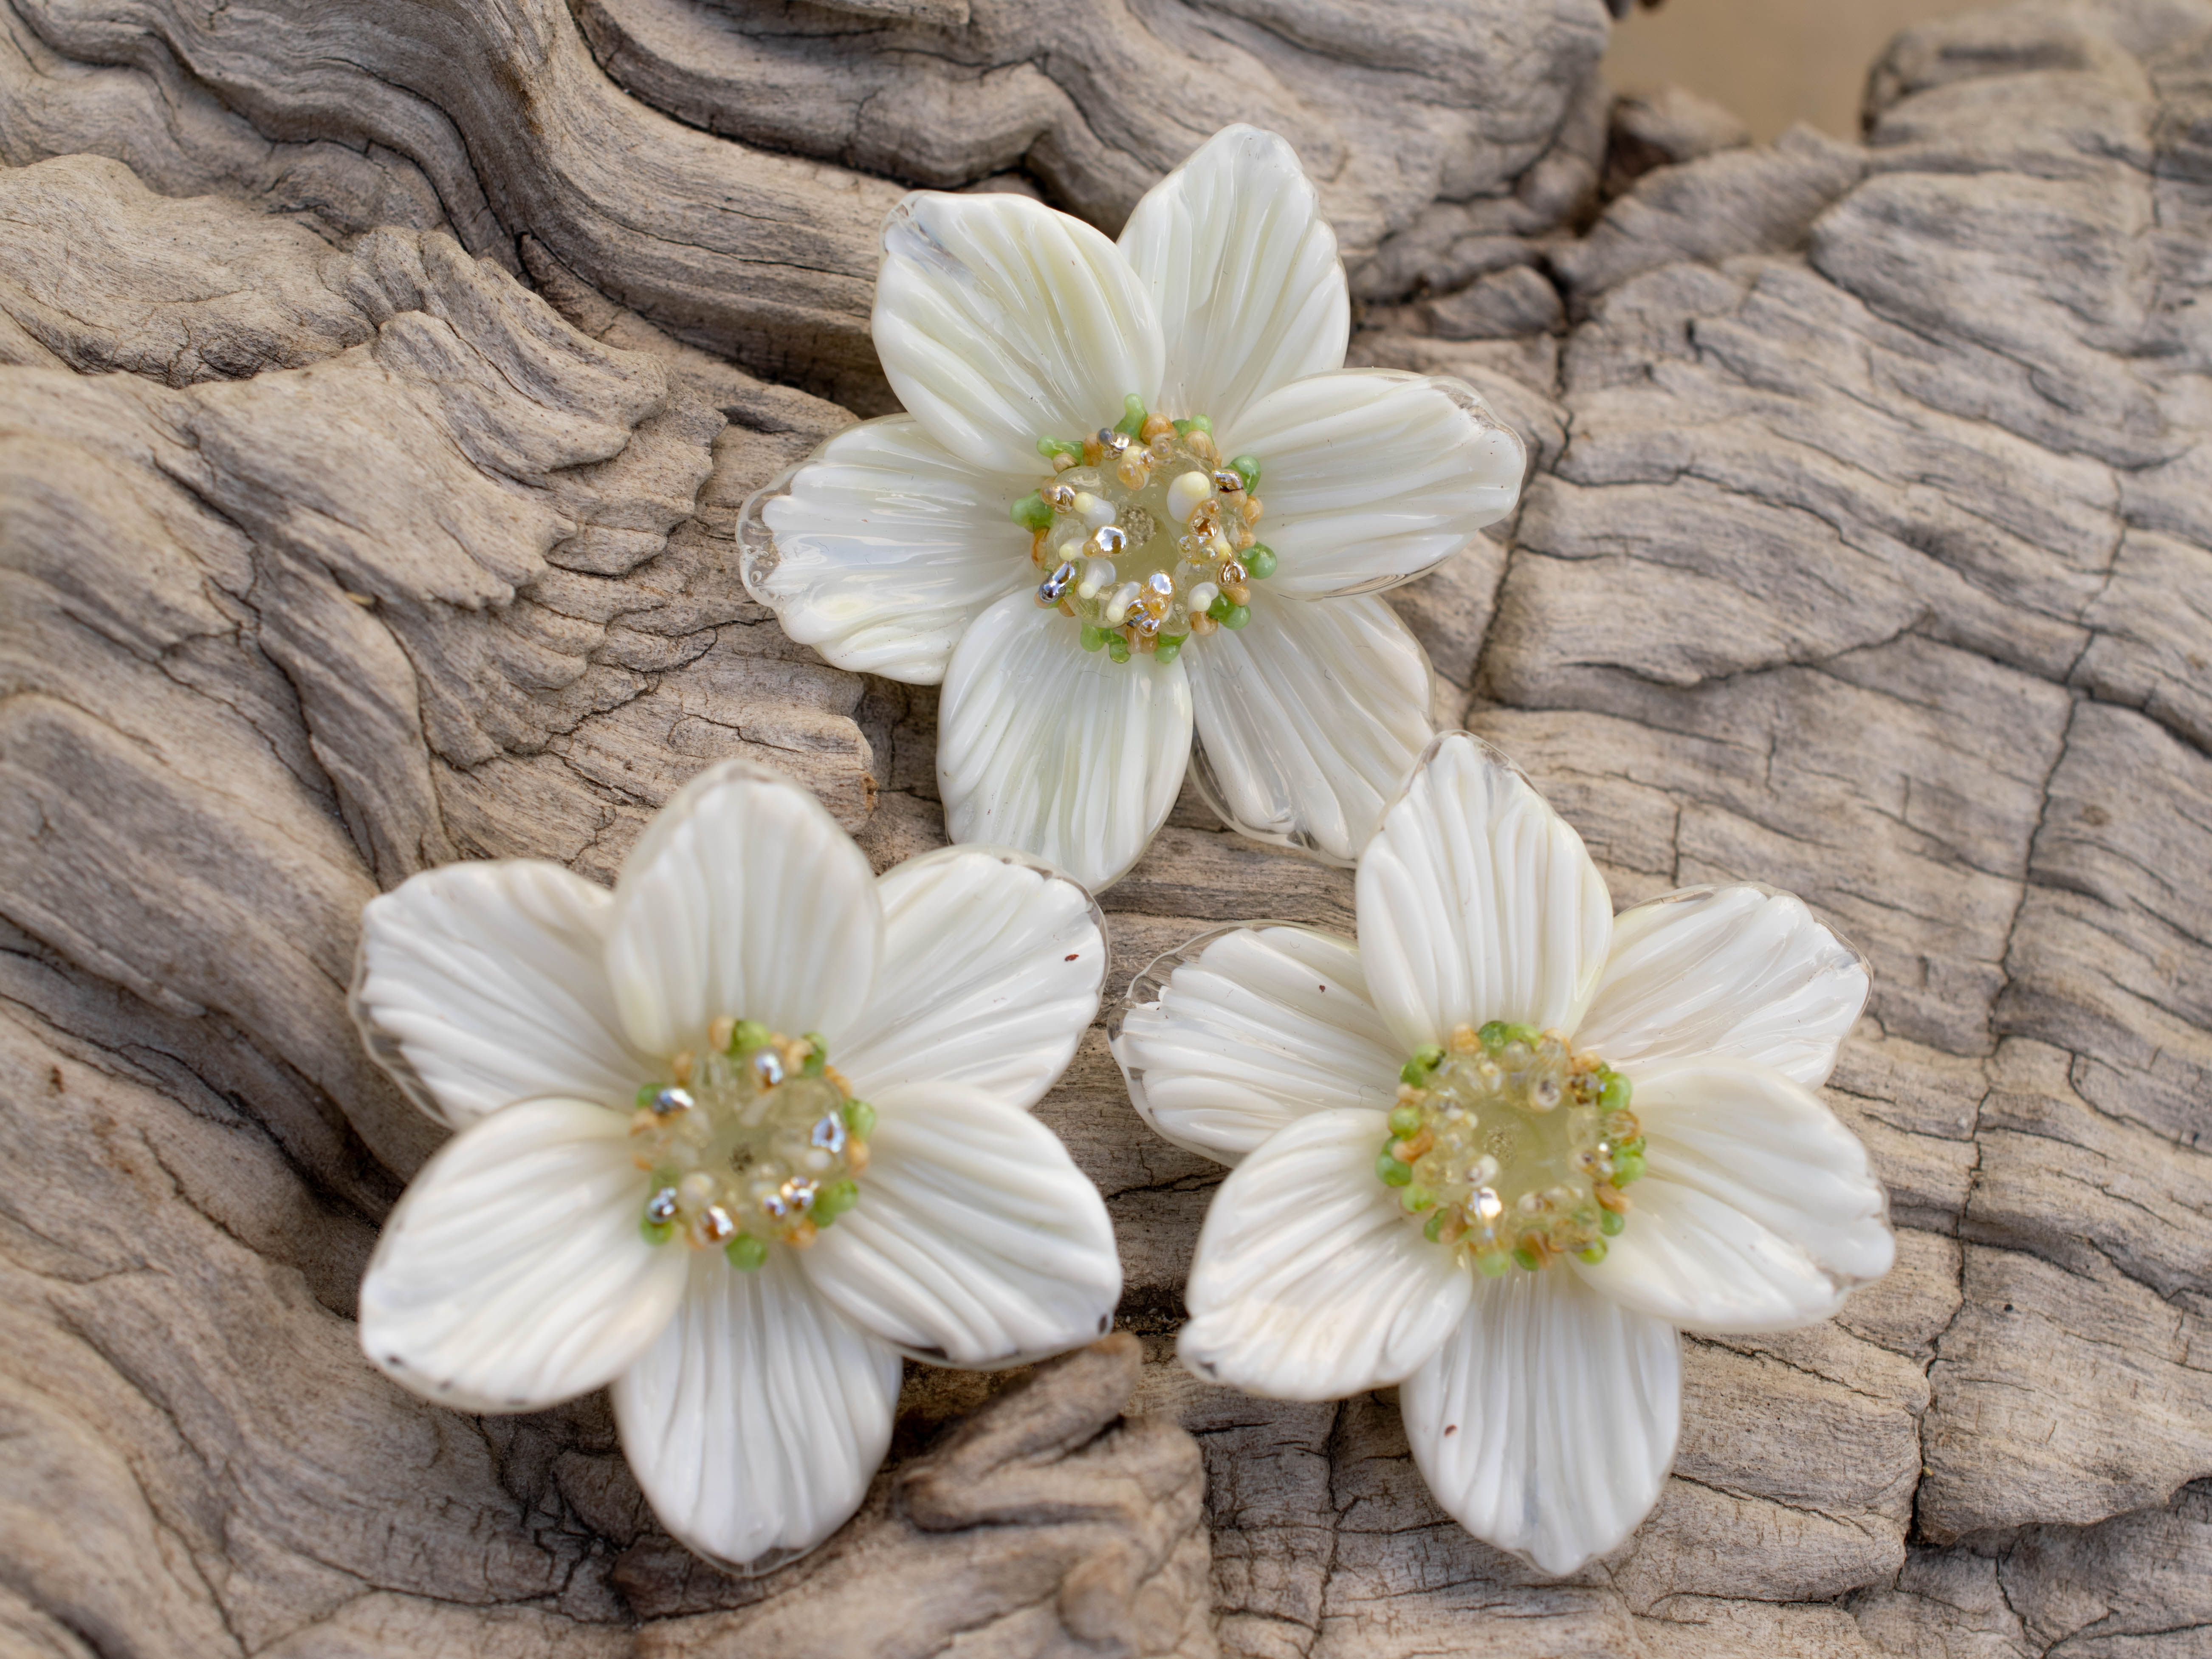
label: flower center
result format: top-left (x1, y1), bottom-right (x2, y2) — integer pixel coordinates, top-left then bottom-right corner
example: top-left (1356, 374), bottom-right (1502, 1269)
top-left (630, 1020), bottom-right (873, 1269)
top-left (1375, 1022), bottom-right (1645, 1276)
top-left (1013, 395), bottom-right (1275, 665)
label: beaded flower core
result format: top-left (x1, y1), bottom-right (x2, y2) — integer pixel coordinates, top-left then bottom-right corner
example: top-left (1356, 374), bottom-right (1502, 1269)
top-left (1016, 398), bottom-right (1274, 664)
top-left (1376, 1023), bottom-right (1645, 1276)
top-left (631, 1021), bottom-right (874, 1269)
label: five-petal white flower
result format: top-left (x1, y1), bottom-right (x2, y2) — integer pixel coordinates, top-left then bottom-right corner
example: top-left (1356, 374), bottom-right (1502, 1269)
top-left (1111, 733), bottom-right (1893, 1574)
top-left (741, 125), bottom-right (1527, 892)
top-left (349, 760), bottom-right (1122, 1570)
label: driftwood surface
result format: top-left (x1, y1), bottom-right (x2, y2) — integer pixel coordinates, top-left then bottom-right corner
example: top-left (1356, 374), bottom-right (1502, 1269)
top-left (3, 0), bottom-right (2212, 1653)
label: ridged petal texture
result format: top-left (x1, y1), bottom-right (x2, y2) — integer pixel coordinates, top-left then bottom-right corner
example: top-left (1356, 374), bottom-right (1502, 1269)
top-left (1402, 1270), bottom-right (1681, 1576)
top-left (1114, 925), bottom-right (1399, 1165)
top-left (1576, 1063), bottom-right (1895, 1332)
top-left (750, 416), bottom-right (1031, 684)
top-left (874, 190), bottom-right (1163, 480)
top-left (1222, 370), bottom-right (1525, 599)
top-left (1120, 124), bottom-right (1349, 433)
top-left (353, 860), bottom-right (643, 1129)
top-left (614, 1250), bottom-right (903, 1572)
top-left (1179, 1107), bottom-right (1472, 1399)
top-left (1186, 590), bottom-right (1435, 864)
top-left (358, 1098), bottom-right (687, 1412)
top-left (1356, 734), bottom-right (1613, 1054)
top-left (838, 845), bottom-right (1106, 1112)
top-left (801, 1081), bottom-right (1122, 1366)
top-left (937, 591), bottom-right (1193, 892)
top-left (1577, 885), bottom-right (1870, 1087)
top-left (605, 761), bottom-right (883, 1058)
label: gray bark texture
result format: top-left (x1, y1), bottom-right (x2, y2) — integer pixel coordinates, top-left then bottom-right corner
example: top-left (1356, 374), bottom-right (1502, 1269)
top-left (1, 0), bottom-right (2209, 1653)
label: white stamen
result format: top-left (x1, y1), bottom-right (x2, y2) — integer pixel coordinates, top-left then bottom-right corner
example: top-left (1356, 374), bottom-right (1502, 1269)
top-left (1166, 470), bottom-right (1212, 525)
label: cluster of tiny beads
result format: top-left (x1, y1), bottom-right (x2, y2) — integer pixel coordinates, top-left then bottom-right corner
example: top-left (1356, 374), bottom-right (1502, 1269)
top-left (630, 1020), bottom-right (874, 1270)
top-left (1375, 1022), bottom-right (1645, 1276)
top-left (1013, 395), bottom-right (1275, 665)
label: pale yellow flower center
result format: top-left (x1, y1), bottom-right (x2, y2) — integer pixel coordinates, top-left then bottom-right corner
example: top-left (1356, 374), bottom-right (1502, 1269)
top-left (1016, 401), bottom-right (1273, 666)
top-left (630, 1022), bottom-right (873, 1269)
top-left (1378, 1023), bottom-right (1644, 1276)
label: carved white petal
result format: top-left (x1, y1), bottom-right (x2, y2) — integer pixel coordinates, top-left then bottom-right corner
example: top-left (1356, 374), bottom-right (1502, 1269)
top-left (1576, 885), bottom-right (1871, 1088)
top-left (614, 1250), bottom-right (903, 1572)
top-left (838, 845), bottom-right (1106, 1112)
top-left (874, 190), bottom-right (1163, 479)
top-left (1576, 1063), bottom-right (1895, 1332)
top-left (1219, 370), bottom-right (1525, 600)
top-left (1120, 123), bottom-right (1350, 432)
top-left (1402, 1271), bottom-right (1681, 1576)
top-left (1356, 733), bottom-right (1613, 1055)
top-left (353, 859), bottom-right (645, 1129)
top-left (1186, 590), bottom-right (1435, 866)
top-left (1112, 924), bottom-right (1399, 1165)
top-left (604, 760), bottom-right (883, 1058)
top-left (358, 1098), bottom-right (686, 1413)
top-left (800, 1081), bottom-right (1121, 1367)
top-left (1179, 1107), bottom-right (1472, 1400)
top-left (749, 416), bottom-right (1031, 685)
top-left (937, 590), bottom-right (1193, 893)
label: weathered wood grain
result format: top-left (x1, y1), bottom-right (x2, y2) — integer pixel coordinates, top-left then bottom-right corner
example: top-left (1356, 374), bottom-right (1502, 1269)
top-left (3, 0), bottom-right (2211, 1653)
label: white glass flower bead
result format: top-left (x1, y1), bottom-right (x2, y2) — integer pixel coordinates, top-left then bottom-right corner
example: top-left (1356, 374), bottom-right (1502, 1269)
top-left (740, 124), bottom-right (1528, 892)
top-left (1109, 731), bottom-right (1893, 1575)
top-left (348, 759), bottom-right (1122, 1572)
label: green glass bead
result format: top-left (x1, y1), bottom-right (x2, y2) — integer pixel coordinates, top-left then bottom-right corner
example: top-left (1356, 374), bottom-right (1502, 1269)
top-left (724, 1234), bottom-right (768, 1271)
top-left (1599, 1208), bottom-right (1625, 1236)
top-left (1012, 492), bottom-right (1052, 532)
top-left (1375, 1151), bottom-right (1413, 1188)
top-left (1172, 414), bottom-right (1212, 436)
top-left (730, 1019), bottom-right (772, 1055)
top-left (1222, 604), bottom-right (1250, 630)
top-left (801, 1032), bottom-right (829, 1075)
top-left (1401, 1184), bottom-right (1434, 1213)
top-left (1207, 592), bottom-right (1232, 620)
top-left (1413, 1044), bottom-right (1445, 1072)
top-left (813, 1179), bottom-right (860, 1225)
top-left (1387, 1102), bottom-right (1423, 1137)
top-left (1611, 1151), bottom-right (1646, 1187)
top-left (1037, 435), bottom-right (1083, 462)
top-left (1476, 1249), bottom-right (1512, 1278)
top-left (1152, 636), bottom-right (1183, 665)
top-left (1243, 544), bottom-right (1276, 579)
top-left (1424, 1210), bottom-right (1448, 1242)
top-left (1577, 1241), bottom-right (1608, 1265)
top-left (640, 1216), bottom-right (676, 1246)
top-left (1399, 1058), bottom-right (1430, 1086)
top-left (1106, 634), bottom-right (1131, 663)
top-left (635, 1081), bottom-right (665, 1110)
top-left (1114, 393), bottom-right (1148, 437)
top-left (1478, 1020), bottom-right (1508, 1049)
top-left (1512, 1244), bottom-right (1543, 1272)
top-left (1599, 1072), bottom-right (1633, 1113)
top-left (1230, 454), bottom-right (1262, 491)
top-left (1080, 623), bottom-right (1109, 652)
top-left (1503, 1022), bottom-right (1541, 1047)
top-left (842, 1099), bottom-right (876, 1140)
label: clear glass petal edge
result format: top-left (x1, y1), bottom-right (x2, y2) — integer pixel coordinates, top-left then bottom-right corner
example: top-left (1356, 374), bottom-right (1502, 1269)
top-left (1184, 624), bottom-right (1440, 865)
top-left (880, 837), bottom-right (1113, 1033)
top-left (1107, 918), bottom-right (1365, 1167)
